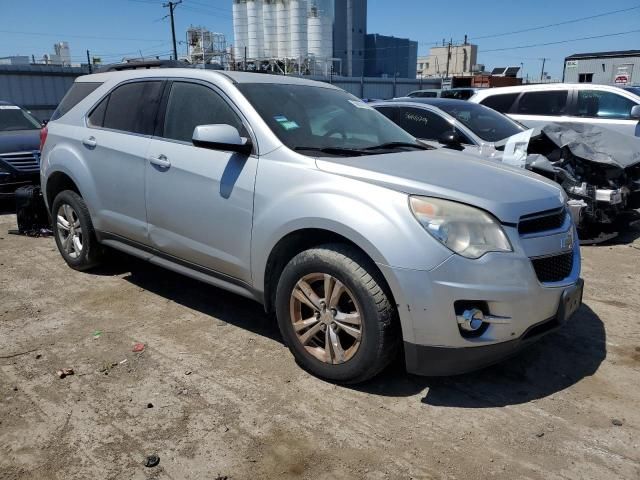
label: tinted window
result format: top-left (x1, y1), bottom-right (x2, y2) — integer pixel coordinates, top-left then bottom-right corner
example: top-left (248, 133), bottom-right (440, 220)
top-left (441, 89), bottom-right (475, 100)
top-left (0, 105), bottom-right (41, 131)
top-left (437, 102), bottom-right (524, 142)
top-left (87, 96), bottom-right (108, 127)
top-left (479, 93), bottom-right (519, 113)
top-left (516, 91), bottom-right (568, 116)
top-left (577, 90), bottom-right (637, 119)
top-left (374, 106), bottom-right (397, 122)
top-left (397, 107), bottom-right (454, 140)
top-left (409, 91), bottom-right (438, 98)
top-left (50, 82), bottom-right (102, 121)
top-left (103, 81), bottom-right (163, 135)
top-left (162, 82), bottom-right (243, 143)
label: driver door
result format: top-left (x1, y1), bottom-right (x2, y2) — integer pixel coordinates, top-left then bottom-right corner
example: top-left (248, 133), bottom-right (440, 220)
top-left (145, 80), bottom-right (258, 284)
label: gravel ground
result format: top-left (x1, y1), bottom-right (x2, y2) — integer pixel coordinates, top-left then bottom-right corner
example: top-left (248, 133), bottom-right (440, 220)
top-left (0, 205), bottom-right (639, 480)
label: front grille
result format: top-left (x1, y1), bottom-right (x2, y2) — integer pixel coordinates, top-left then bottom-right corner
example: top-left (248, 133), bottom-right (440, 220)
top-left (0, 151), bottom-right (40, 173)
top-left (518, 208), bottom-right (567, 235)
top-left (531, 252), bottom-right (574, 283)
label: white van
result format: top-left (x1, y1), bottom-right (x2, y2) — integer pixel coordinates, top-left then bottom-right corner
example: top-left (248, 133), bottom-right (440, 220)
top-left (470, 83), bottom-right (640, 137)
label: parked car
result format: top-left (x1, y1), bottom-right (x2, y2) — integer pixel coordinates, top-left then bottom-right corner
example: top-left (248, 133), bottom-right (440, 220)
top-left (406, 89), bottom-right (441, 98)
top-left (41, 70), bottom-right (583, 383)
top-left (372, 98), bottom-right (640, 240)
top-left (440, 88), bottom-right (481, 100)
top-left (470, 83), bottom-right (640, 137)
top-left (0, 101), bottom-right (42, 197)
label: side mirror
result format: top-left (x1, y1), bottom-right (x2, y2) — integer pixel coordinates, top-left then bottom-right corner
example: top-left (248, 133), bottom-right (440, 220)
top-left (192, 124), bottom-right (252, 155)
top-left (630, 105), bottom-right (640, 120)
top-left (438, 130), bottom-right (463, 149)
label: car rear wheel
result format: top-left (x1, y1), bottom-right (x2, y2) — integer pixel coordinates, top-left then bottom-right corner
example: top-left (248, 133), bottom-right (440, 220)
top-left (52, 190), bottom-right (103, 271)
top-left (276, 244), bottom-right (399, 384)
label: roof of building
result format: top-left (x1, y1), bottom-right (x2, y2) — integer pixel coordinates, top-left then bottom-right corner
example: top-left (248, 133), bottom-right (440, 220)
top-left (565, 50), bottom-right (640, 60)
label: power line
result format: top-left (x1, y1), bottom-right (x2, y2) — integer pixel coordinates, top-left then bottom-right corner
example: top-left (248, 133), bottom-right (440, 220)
top-left (480, 29), bottom-right (640, 53)
top-left (471, 5), bottom-right (640, 40)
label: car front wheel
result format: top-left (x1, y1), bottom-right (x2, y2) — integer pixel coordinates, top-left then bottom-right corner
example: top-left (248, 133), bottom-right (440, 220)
top-left (275, 244), bottom-right (399, 384)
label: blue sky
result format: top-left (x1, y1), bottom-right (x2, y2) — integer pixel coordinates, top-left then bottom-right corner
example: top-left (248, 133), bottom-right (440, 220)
top-left (0, 0), bottom-right (638, 78)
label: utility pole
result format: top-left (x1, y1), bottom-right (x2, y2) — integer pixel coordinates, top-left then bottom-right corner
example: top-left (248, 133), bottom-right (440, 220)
top-left (445, 39), bottom-right (452, 79)
top-left (86, 50), bottom-right (92, 74)
top-left (540, 58), bottom-right (548, 82)
top-left (163, 1), bottom-right (182, 61)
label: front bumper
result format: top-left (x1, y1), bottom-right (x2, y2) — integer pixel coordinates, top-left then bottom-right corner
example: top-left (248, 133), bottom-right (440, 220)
top-left (377, 223), bottom-right (582, 376)
top-left (404, 278), bottom-right (583, 376)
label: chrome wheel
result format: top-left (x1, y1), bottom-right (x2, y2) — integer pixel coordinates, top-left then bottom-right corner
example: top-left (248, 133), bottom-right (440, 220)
top-left (289, 273), bottom-right (363, 364)
top-left (56, 204), bottom-right (83, 259)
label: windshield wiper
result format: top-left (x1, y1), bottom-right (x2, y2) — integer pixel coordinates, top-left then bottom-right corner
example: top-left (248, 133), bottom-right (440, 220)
top-left (294, 146), bottom-right (369, 157)
top-left (362, 141), bottom-right (430, 151)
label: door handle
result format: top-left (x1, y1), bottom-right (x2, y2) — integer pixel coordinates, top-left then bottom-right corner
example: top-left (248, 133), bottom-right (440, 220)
top-left (82, 136), bottom-right (97, 148)
top-left (149, 154), bottom-right (171, 169)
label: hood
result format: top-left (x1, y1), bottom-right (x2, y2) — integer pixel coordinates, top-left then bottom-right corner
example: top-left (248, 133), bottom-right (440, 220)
top-left (316, 149), bottom-right (565, 224)
top-left (541, 123), bottom-right (640, 169)
top-left (0, 129), bottom-right (41, 153)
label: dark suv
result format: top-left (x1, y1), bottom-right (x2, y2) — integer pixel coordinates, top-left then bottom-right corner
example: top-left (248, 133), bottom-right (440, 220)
top-left (0, 101), bottom-right (42, 197)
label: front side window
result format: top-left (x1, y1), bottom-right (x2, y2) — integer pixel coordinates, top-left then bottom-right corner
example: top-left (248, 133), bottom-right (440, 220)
top-left (577, 90), bottom-right (637, 119)
top-left (162, 82), bottom-right (244, 143)
top-left (479, 93), bottom-right (519, 113)
top-left (516, 90), bottom-right (568, 116)
top-left (396, 107), bottom-right (454, 141)
top-left (101, 81), bottom-right (163, 135)
top-left (437, 102), bottom-right (524, 142)
top-left (237, 83), bottom-right (421, 156)
top-left (0, 105), bottom-right (41, 131)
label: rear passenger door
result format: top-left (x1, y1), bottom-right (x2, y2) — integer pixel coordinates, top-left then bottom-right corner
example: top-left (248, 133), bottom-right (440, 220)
top-left (509, 90), bottom-right (571, 129)
top-left (145, 80), bottom-right (258, 284)
top-left (85, 80), bottom-right (164, 245)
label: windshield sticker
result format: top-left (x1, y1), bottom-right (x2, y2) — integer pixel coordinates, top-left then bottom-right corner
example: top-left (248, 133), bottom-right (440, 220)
top-left (274, 115), bottom-right (288, 123)
top-left (281, 121), bottom-right (299, 131)
top-left (348, 100), bottom-right (374, 110)
top-left (0, 105), bottom-right (20, 110)
top-left (502, 129), bottom-right (534, 168)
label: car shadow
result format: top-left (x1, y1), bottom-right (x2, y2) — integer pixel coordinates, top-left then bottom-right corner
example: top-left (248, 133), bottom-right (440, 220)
top-left (0, 199), bottom-right (15, 215)
top-left (104, 252), bottom-right (283, 344)
top-left (86, 251), bottom-right (606, 406)
top-left (353, 304), bottom-right (606, 407)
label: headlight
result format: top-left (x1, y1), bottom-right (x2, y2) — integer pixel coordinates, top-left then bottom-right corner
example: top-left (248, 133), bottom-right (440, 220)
top-left (409, 196), bottom-right (512, 259)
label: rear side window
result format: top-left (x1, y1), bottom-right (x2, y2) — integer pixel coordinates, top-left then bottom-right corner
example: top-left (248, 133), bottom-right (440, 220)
top-left (577, 90), bottom-right (637, 119)
top-left (479, 93), bottom-right (519, 113)
top-left (162, 82), bottom-right (243, 143)
top-left (50, 82), bottom-right (102, 121)
top-left (516, 91), bottom-right (568, 116)
top-left (101, 81), bottom-right (164, 135)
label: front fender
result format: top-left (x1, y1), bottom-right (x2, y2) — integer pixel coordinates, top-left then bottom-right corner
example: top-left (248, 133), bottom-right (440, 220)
top-left (250, 155), bottom-right (452, 294)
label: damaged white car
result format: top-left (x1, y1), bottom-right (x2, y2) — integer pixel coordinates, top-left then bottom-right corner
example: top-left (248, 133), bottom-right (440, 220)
top-left (373, 98), bottom-right (640, 242)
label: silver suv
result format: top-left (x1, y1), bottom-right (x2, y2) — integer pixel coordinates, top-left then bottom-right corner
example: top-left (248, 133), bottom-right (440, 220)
top-left (41, 70), bottom-right (583, 383)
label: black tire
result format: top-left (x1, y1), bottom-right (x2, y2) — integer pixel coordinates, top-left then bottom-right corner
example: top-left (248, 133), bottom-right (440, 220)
top-left (51, 190), bottom-right (103, 271)
top-left (275, 243), bottom-right (399, 384)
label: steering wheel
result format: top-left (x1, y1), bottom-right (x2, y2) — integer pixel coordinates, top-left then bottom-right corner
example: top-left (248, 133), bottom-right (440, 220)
top-left (323, 128), bottom-right (346, 139)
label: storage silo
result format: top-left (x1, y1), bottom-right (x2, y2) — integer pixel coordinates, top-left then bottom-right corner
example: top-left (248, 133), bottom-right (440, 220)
top-left (262, 0), bottom-right (277, 58)
top-left (276, 0), bottom-right (290, 58)
top-left (289, 0), bottom-right (308, 58)
top-left (308, 2), bottom-right (332, 64)
top-left (247, 0), bottom-right (264, 59)
top-left (232, 0), bottom-right (248, 59)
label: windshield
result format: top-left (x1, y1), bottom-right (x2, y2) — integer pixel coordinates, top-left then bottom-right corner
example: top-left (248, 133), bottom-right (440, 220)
top-left (0, 105), bottom-right (41, 132)
top-left (237, 83), bottom-right (424, 156)
top-left (436, 102), bottom-right (524, 142)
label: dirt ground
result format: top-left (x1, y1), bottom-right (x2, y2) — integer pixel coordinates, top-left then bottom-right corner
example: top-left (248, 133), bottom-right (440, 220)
top-left (0, 204), bottom-right (639, 480)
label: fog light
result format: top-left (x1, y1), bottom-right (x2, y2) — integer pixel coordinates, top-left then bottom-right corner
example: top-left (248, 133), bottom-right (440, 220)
top-left (458, 308), bottom-right (485, 332)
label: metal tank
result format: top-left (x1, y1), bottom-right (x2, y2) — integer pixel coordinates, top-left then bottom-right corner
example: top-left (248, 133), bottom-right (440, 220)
top-left (262, 0), bottom-right (277, 58)
top-left (247, 0), bottom-right (264, 59)
top-left (232, 0), bottom-right (248, 59)
top-left (289, 0), bottom-right (308, 58)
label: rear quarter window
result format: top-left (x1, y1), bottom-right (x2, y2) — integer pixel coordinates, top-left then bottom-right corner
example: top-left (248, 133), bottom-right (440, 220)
top-left (50, 82), bottom-right (103, 121)
top-left (479, 93), bottom-right (519, 113)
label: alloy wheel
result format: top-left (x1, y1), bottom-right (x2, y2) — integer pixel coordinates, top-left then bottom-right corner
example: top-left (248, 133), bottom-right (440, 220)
top-left (289, 273), bottom-right (363, 364)
top-left (56, 204), bottom-right (83, 259)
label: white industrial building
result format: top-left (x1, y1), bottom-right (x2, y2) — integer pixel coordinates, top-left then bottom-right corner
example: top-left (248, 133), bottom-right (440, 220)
top-left (417, 42), bottom-right (478, 78)
top-left (233, 0), bottom-right (365, 76)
